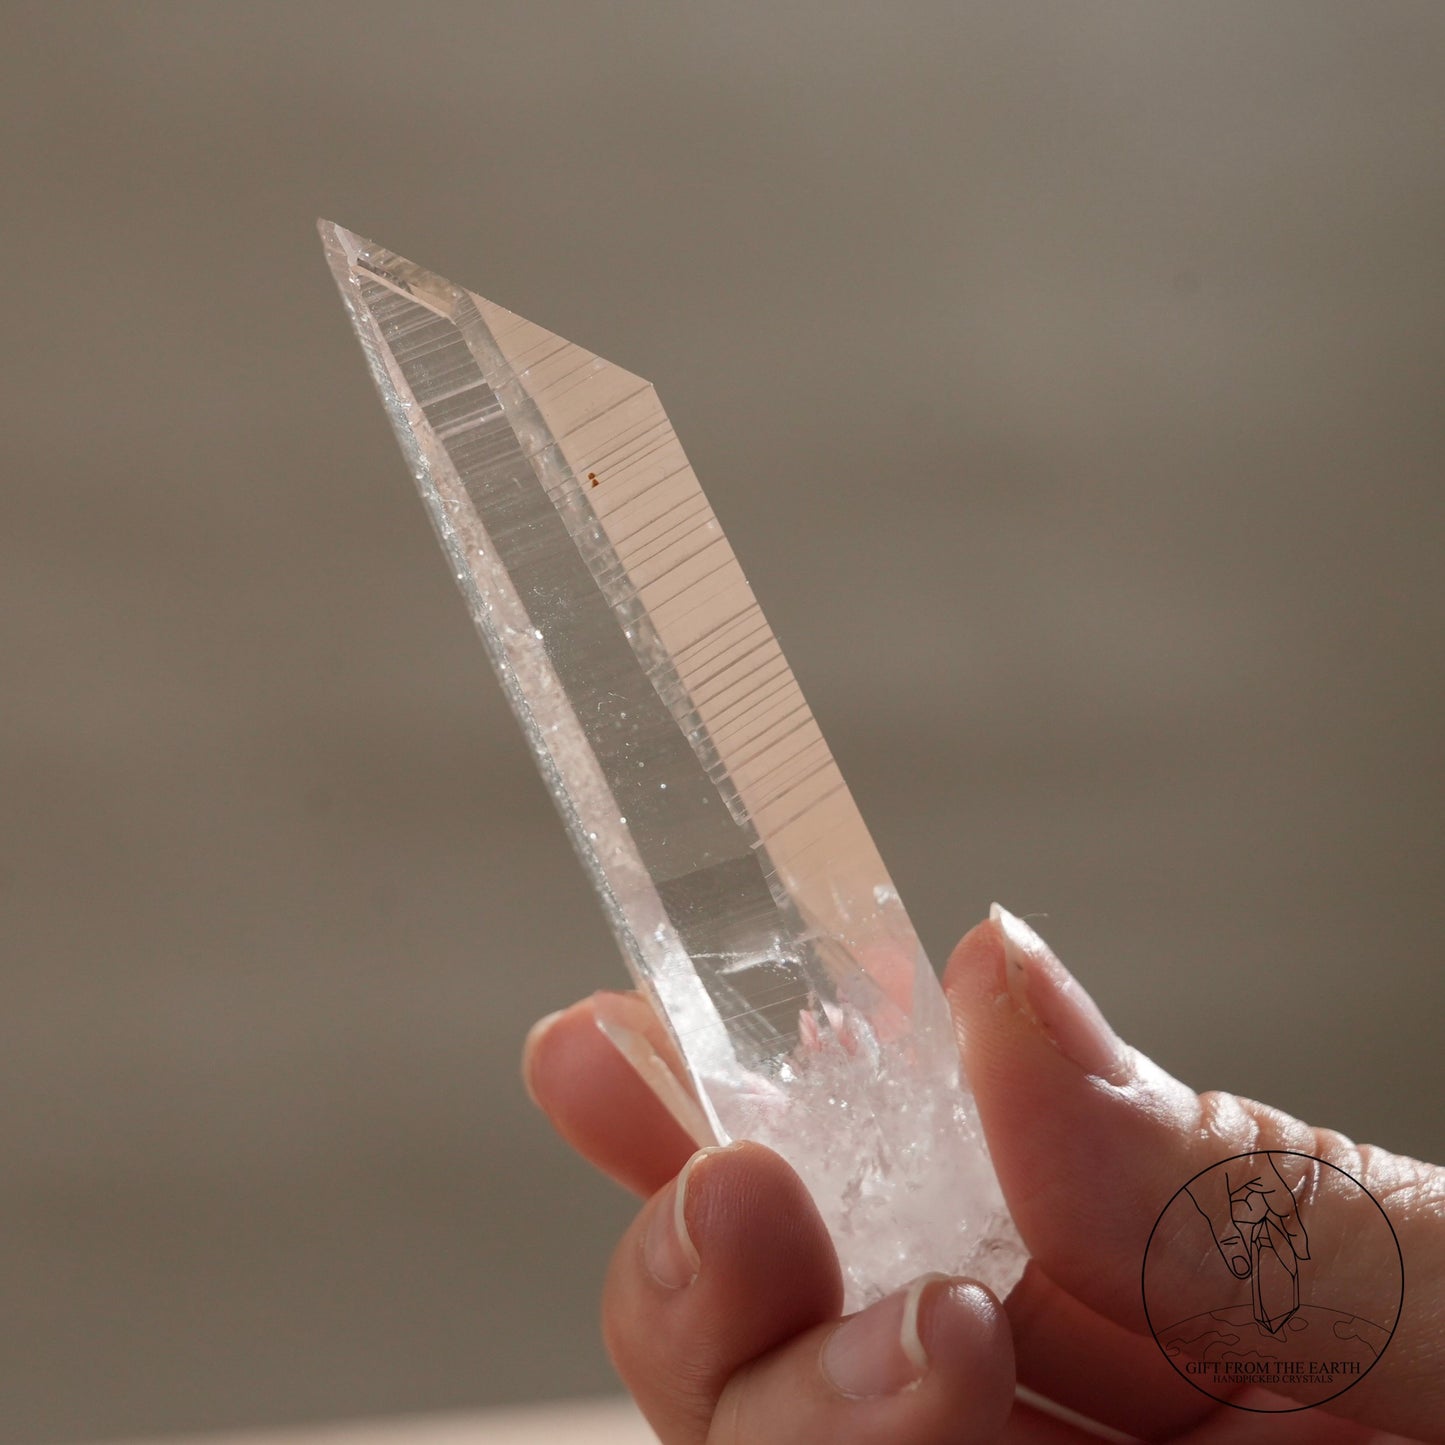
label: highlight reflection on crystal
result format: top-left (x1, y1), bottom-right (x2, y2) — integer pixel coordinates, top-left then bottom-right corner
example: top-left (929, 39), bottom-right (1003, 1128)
top-left (320, 221), bottom-right (1024, 1306)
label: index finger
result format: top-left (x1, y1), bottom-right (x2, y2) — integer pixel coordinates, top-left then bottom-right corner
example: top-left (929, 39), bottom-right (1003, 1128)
top-left (523, 990), bottom-right (700, 1197)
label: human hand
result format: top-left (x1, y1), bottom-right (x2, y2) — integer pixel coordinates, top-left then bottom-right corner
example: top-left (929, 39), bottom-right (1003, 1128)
top-left (523, 908), bottom-right (1445, 1442)
top-left (1186, 1154), bottom-right (1311, 1284)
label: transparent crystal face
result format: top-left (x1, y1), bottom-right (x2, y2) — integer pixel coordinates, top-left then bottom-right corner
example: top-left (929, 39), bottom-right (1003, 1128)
top-left (321, 221), bottom-right (1024, 1305)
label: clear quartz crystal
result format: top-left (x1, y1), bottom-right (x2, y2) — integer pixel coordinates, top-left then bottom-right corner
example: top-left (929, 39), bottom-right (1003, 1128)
top-left (320, 221), bottom-right (1025, 1307)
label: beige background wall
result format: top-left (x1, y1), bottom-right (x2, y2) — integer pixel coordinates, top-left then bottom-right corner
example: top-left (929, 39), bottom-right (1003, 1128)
top-left (2, 3), bottom-right (1442, 1441)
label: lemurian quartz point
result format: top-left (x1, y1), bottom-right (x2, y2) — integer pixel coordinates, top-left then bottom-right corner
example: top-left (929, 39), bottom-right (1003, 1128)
top-left (320, 221), bottom-right (1025, 1307)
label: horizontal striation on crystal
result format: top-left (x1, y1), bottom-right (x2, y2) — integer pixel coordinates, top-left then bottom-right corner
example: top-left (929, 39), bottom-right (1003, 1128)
top-left (320, 221), bottom-right (1024, 1306)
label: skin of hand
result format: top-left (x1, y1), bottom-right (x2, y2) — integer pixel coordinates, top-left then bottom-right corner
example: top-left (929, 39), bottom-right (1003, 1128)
top-left (522, 909), bottom-right (1445, 1444)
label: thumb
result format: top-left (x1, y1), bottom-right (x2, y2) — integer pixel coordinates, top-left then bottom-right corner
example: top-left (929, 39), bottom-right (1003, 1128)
top-left (945, 906), bottom-right (1445, 1437)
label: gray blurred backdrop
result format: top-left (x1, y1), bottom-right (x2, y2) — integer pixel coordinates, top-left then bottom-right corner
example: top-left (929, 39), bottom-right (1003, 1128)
top-left (2, 3), bottom-right (1442, 1441)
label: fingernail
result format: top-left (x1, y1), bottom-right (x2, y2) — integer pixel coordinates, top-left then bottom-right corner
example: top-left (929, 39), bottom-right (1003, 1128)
top-left (821, 1273), bottom-right (943, 1398)
top-left (1231, 1254), bottom-right (1251, 1277)
top-left (595, 1013), bottom-right (716, 1149)
top-left (643, 1146), bottom-right (729, 1289)
top-left (521, 1008), bottom-right (567, 1106)
top-left (990, 903), bottom-right (1130, 1083)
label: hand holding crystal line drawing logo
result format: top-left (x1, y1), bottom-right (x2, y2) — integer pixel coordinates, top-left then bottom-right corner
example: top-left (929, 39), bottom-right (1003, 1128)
top-left (1186, 1154), bottom-right (1310, 1335)
top-left (1144, 1149), bottom-right (1402, 1412)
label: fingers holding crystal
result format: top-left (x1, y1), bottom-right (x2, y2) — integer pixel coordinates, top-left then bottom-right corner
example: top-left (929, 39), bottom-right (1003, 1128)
top-left (946, 909), bottom-right (1445, 1436)
top-left (713, 1275), bottom-right (1016, 1445)
top-left (602, 1141), bottom-right (842, 1443)
top-left (522, 991), bottom-right (698, 1197)
top-left (603, 1140), bottom-right (1015, 1445)
top-left (592, 991), bottom-right (717, 1151)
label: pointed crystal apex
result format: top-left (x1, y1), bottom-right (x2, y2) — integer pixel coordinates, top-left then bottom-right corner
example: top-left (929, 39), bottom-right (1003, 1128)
top-left (320, 219), bottom-right (471, 326)
top-left (319, 220), bottom-right (647, 403)
top-left (321, 226), bottom-right (1025, 1308)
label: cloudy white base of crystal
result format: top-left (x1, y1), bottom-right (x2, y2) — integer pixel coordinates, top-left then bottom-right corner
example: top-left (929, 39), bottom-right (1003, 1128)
top-left (705, 985), bottom-right (1027, 1307)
